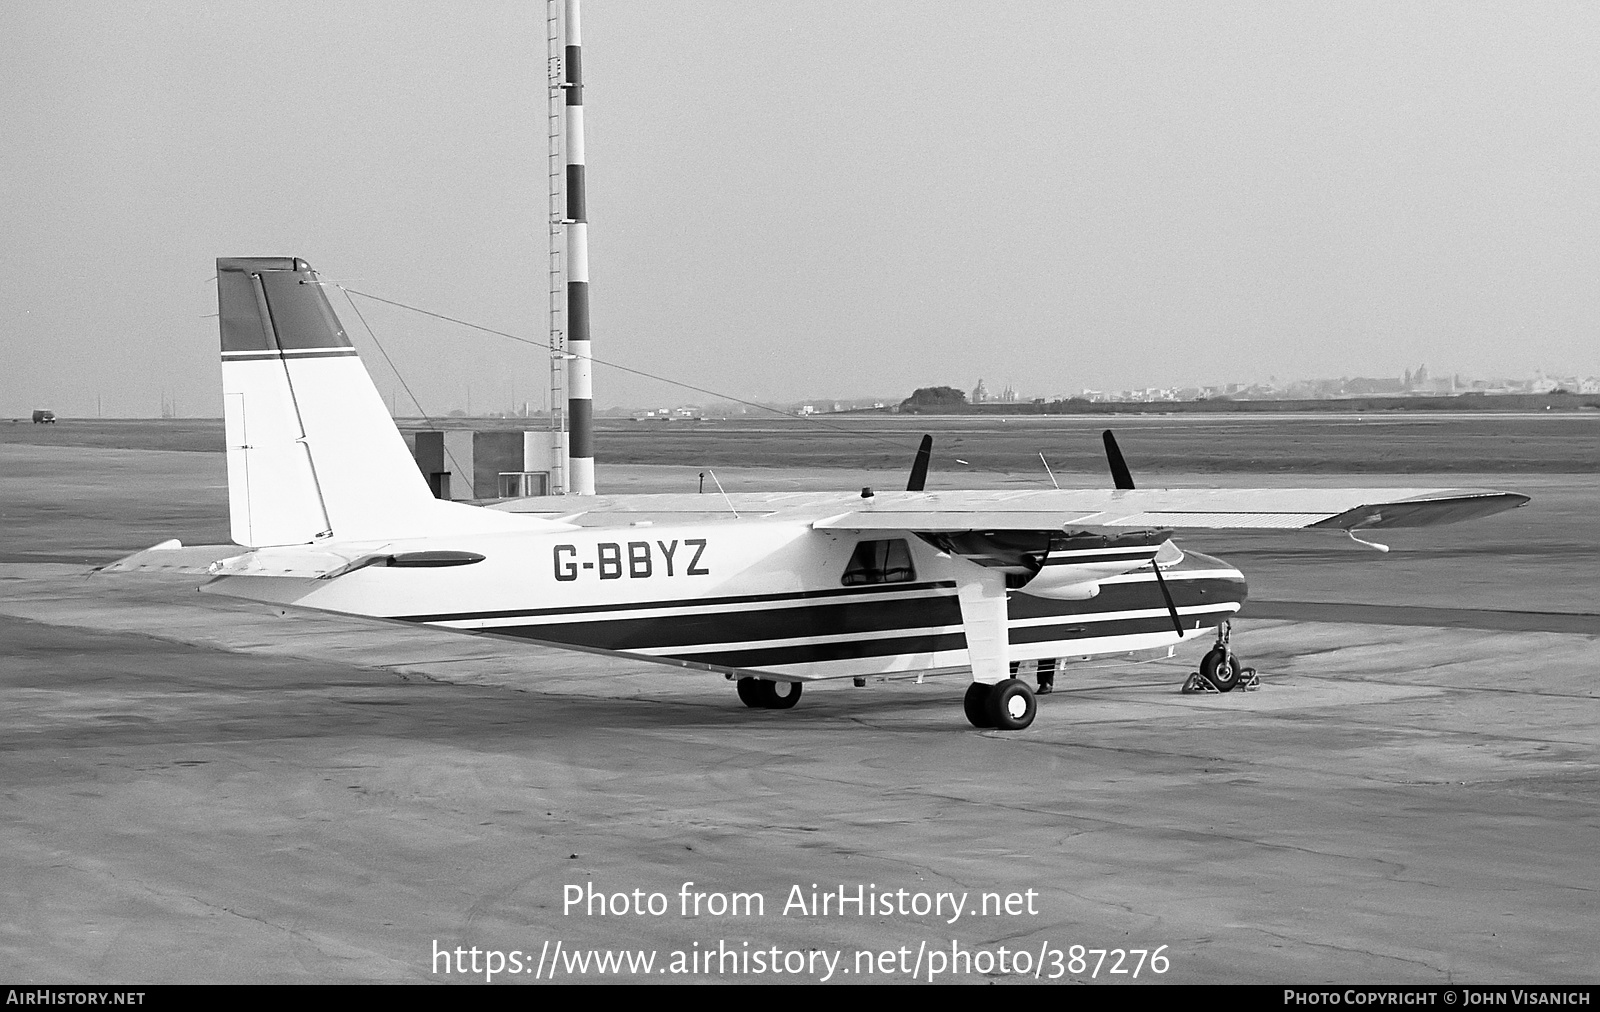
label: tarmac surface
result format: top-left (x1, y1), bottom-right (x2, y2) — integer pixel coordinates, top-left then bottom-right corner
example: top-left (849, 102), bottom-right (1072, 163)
top-left (1, 442), bottom-right (1596, 984)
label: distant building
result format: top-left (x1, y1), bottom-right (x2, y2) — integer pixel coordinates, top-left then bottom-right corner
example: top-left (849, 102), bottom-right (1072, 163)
top-left (632, 405), bottom-right (705, 421)
top-left (1343, 376), bottom-right (1406, 396)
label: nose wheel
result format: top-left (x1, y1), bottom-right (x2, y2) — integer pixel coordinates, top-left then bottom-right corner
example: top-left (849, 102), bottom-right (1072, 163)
top-left (1200, 646), bottom-right (1241, 691)
top-left (1182, 621), bottom-right (1259, 694)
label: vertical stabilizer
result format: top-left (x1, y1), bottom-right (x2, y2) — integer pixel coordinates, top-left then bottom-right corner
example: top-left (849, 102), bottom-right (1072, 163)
top-left (217, 258), bottom-right (449, 547)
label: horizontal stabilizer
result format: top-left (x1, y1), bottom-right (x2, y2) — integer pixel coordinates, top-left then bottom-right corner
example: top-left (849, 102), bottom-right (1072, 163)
top-left (101, 541), bottom-right (400, 579)
top-left (208, 546), bottom-right (491, 579)
top-left (98, 541), bottom-right (241, 575)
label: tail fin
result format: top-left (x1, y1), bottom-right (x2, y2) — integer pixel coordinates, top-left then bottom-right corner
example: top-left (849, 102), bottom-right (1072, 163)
top-left (217, 257), bottom-right (509, 547)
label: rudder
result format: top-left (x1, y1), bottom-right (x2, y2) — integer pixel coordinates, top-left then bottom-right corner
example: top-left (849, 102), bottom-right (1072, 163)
top-left (217, 257), bottom-right (446, 547)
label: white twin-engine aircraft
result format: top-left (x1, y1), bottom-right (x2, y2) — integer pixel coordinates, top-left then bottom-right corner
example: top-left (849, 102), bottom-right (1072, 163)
top-left (113, 257), bottom-right (1530, 731)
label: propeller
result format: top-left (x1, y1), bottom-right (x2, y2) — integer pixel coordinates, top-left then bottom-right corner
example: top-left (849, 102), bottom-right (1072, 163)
top-left (1102, 429), bottom-right (1183, 636)
top-left (906, 434), bottom-right (933, 492)
top-left (1102, 430), bottom-right (1135, 490)
top-left (1148, 552), bottom-right (1186, 637)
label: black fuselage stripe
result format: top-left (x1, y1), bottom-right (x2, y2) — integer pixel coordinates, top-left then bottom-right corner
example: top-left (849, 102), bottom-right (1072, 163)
top-left (395, 580), bottom-right (960, 623)
top-left (478, 595), bottom-right (964, 651)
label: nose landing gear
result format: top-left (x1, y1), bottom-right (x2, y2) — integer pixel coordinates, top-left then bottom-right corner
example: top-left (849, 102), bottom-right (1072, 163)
top-left (1182, 620), bottom-right (1260, 694)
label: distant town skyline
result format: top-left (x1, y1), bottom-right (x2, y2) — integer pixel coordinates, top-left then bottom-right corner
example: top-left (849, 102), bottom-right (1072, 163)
top-left (18, 359), bottom-right (1596, 421)
top-left (973, 364), bottom-right (1600, 407)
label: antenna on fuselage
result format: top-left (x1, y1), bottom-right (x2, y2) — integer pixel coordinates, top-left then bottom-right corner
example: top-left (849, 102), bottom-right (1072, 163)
top-left (705, 470), bottom-right (740, 519)
top-left (1039, 452), bottom-right (1060, 489)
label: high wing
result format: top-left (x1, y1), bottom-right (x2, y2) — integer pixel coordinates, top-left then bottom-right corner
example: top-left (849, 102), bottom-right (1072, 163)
top-left (113, 485), bottom-right (1527, 579)
top-left (491, 486), bottom-right (1529, 532)
top-left (488, 485), bottom-right (1528, 616)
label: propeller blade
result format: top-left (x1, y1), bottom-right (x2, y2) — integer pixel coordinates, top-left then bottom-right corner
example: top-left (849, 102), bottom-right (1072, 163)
top-left (1102, 430), bottom-right (1135, 490)
top-left (1150, 558), bottom-right (1186, 637)
top-left (906, 434), bottom-right (933, 492)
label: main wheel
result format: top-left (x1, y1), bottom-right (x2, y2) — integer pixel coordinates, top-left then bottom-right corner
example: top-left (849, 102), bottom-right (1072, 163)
top-left (738, 678), bottom-right (803, 709)
top-left (736, 677), bottom-right (765, 708)
top-left (963, 682), bottom-right (995, 728)
top-left (985, 678), bottom-right (1037, 731)
top-left (1200, 647), bottom-right (1240, 692)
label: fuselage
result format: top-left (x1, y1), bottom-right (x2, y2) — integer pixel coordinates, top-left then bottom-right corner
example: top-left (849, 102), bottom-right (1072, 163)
top-left (209, 520), bottom-right (1247, 681)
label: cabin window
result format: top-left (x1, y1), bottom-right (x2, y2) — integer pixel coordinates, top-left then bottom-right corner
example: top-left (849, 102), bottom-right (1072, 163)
top-left (841, 539), bottom-right (915, 586)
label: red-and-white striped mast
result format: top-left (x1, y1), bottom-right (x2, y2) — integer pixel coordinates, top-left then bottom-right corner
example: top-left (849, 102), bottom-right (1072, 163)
top-left (563, 0), bottom-right (595, 494)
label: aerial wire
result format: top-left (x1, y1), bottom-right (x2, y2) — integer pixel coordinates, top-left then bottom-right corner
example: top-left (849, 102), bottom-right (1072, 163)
top-left (340, 288), bottom-right (471, 485)
top-left (337, 285), bottom-right (923, 455)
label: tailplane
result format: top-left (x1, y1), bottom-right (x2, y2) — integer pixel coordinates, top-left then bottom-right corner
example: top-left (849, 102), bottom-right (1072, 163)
top-left (217, 257), bottom-right (524, 547)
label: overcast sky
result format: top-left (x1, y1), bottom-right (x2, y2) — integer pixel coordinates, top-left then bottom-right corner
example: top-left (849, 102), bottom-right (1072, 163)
top-left (3, 1), bottom-right (1598, 417)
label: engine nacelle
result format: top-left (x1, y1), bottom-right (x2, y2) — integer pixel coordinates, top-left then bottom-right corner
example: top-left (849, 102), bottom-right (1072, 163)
top-left (1016, 539), bottom-right (1185, 600)
top-left (1017, 572), bottom-right (1103, 601)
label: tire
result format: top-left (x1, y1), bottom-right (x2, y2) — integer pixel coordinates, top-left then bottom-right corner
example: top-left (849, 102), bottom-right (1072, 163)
top-left (738, 678), bottom-right (803, 710)
top-left (765, 679), bottom-right (802, 710)
top-left (1200, 647), bottom-right (1239, 693)
top-left (984, 678), bottom-right (1037, 731)
top-left (963, 682), bottom-right (995, 728)
top-left (736, 677), bottom-right (765, 708)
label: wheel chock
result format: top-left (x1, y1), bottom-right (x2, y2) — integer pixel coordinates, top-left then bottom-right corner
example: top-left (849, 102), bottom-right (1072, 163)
top-left (1183, 667), bottom-right (1262, 694)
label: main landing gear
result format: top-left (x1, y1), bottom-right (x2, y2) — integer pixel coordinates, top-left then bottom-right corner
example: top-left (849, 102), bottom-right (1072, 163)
top-left (1181, 620), bottom-right (1260, 694)
top-left (964, 679), bottom-right (1037, 731)
top-left (735, 677), bottom-right (803, 710)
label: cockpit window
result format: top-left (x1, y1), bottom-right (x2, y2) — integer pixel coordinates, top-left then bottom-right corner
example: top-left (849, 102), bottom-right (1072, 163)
top-left (841, 539), bottom-right (915, 586)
